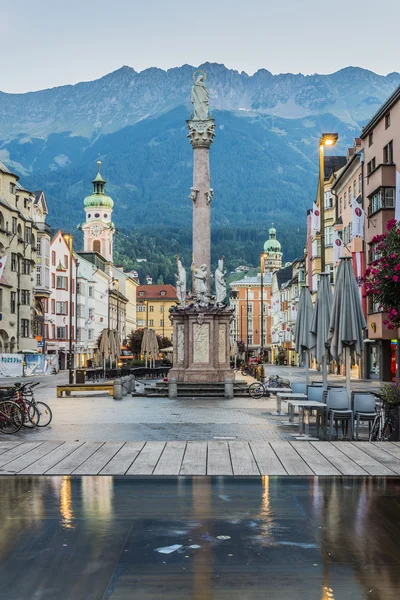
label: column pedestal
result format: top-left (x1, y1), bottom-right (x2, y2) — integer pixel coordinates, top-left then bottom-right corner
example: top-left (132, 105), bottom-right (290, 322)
top-left (169, 304), bottom-right (233, 383)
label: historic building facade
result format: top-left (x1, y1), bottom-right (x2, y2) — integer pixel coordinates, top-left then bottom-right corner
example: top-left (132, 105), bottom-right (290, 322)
top-left (136, 284), bottom-right (178, 340)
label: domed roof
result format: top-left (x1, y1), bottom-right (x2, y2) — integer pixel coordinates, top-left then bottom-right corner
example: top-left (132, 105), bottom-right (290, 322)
top-left (83, 160), bottom-right (114, 209)
top-left (264, 224), bottom-right (282, 253)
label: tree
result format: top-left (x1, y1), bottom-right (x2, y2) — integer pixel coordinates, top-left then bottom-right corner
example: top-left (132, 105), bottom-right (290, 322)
top-left (126, 328), bottom-right (172, 355)
top-left (364, 219), bottom-right (400, 330)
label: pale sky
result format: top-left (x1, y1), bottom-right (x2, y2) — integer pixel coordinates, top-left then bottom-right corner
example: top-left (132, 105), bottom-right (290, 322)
top-left (2, 0), bottom-right (400, 93)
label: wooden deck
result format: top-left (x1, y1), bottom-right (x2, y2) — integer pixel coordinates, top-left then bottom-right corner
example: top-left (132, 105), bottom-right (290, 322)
top-left (1, 439), bottom-right (400, 476)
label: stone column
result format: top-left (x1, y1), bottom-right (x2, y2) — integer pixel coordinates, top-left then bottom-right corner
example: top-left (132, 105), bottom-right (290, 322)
top-left (187, 119), bottom-right (216, 293)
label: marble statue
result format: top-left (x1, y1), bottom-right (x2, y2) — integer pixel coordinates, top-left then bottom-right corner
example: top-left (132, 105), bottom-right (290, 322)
top-left (175, 257), bottom-right (187, 306)
top-left (191, 72), bottom-right (209, 121)
top-left (189, 187), bottom-right (198, 203)
top-left (215, 257), bottom-right (227, 305)
top-left (193, 263), bottom-right (208, 301)
top-left (205, 188), bottom-right (214, 205)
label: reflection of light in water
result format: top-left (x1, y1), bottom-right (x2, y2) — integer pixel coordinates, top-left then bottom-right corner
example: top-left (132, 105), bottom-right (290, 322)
top-left (312, 476), bottom-right (322, 518)
top-left (81, 477), bottom-right (113, 518)
top-left (257, 476), bottom-right (275, 541)
top-left (60, 476), bottom-right (74, 530)
top-left (321, 585), bottom-right (335, 599)
top-left (355, 480), bottom-right (368, 536)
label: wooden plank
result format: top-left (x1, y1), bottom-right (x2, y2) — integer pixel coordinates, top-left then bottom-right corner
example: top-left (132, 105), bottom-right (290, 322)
top-left (46, 442), bottom-right (105, 475)
top-left (290, 442), bottom-right (341, 476)
top-left (207, 441), bottom-right (233, 476)
top-left (126, 442), bottom-right (166, 475)
top-left (0, 442), bottom-right (44, 468)
top-left (19, 442), bottom-right (84, 475)
top-left (310, 442), bottom-right (367, 475)
top-left (73, 442), bottom-right (125, 475)
top-left (180, 441), bottom-right (207, 476)
top-left (0, 442), bottom-right (64, 474)
top-left (330, 442), bottom-right (396, 475)
top-left (229, 441), bottom-right (260, 476)
top-left (100, 442), bottom-right (145, 475)
top-left (0, 441), bottom-right (25, 455)
top-left (372, 442), bottom-right (400, 461)
top-left (269, 442), bottom-right (313, 475)
top-left (351, 442), bottom-right (400, 475)
top-left (153, 441), bottom-right (186, 476)
top-left (250, 442), bottom-right (287, 475)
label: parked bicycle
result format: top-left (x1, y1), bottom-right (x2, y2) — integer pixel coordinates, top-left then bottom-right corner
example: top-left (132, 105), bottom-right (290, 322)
top-left (248, 375), bottom-right (291, 399)
top-left (0, 391), bottom-right (24, 435)
top-left (369, 402), bottom-right (397, 441)
top-left (13, 382), bottom-right (52, 428)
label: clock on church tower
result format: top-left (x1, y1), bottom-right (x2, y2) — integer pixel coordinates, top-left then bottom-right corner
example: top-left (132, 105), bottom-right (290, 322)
top-left (81, 161), bottom-right (115, 262)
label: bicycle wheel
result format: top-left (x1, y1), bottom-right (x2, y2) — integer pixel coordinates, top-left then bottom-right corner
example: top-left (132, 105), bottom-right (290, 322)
top-left (381, 419), bottom-right (394, 441)
top-left (0, 401), bottom-right (24, 434)
top-left (369, 416), bottom-right (380, 441)
top-left (35, 402), bottom-right (52, 427)
top-left (22, 401), bottom-right (40, 428)
top-left (276, 382), bottom-right (291, 389)
top-left (248, 383), bottom-right (265, 399)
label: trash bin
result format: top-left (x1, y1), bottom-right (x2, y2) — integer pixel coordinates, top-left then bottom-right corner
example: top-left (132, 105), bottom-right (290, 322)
top-left (76, 369), bottom-right (86, 384)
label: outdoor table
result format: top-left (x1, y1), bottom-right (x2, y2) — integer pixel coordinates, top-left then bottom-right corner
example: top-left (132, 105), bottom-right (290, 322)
top-left (286, 401), bottom-right (327, 438)
top-left (275, 392), bottom-right (307, 415)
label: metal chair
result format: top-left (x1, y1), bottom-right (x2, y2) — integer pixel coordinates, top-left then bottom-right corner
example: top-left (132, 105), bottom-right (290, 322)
top-left (352, 392), bottom-right (378, 440)
top-left (291, 382), bottom-right (307, 394)
top-left (325, 389), bottom-right (353, 440)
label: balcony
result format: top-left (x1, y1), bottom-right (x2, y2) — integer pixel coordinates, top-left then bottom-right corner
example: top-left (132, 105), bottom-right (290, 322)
top-left (366, 163), bottom-right (395, 196)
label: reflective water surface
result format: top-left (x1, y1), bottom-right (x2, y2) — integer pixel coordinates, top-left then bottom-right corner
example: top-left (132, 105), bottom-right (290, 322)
top-left (0, 476), bottom-right (400, 599)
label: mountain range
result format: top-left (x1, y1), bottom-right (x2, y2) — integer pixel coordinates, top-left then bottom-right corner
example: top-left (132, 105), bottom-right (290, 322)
top-left (1, 63), bottom-right (399, 278)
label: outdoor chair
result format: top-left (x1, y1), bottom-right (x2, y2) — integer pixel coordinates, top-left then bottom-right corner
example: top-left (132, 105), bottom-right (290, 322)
top-left (306, 385), bottom-right (325, 435)
top-left (352, 392), bottom-right (378, 440)
top-left (324, 389), bottom-right (353, 440)
top-left (291, 382), bottom-right (307, 394)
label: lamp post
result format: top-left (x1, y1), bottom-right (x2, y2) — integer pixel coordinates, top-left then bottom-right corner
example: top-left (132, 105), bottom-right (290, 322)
top-left (246, 287), bottom-right (249, 355)
top-left (260, 252), bottom-right (267, 359)
top-left (319, 133), bottom-right (339, 272)
top-left (63, 233), bottom-right (74, 384)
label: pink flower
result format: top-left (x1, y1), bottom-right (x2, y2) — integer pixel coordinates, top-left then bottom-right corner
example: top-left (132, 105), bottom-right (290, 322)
top-left (391, 309), bottom-right (398, 316)
top-left (393, 275), bottom-right (399, 283)
top-left (386, 218), bottom-right (397, 231)
top-left (391, 253), bottom-right (397, 259)
top-left (394, 264), bottom-right (400, 272)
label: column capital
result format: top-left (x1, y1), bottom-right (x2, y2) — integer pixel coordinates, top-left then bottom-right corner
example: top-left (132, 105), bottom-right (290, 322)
top-left (187, 119), bottom-right (216, 149)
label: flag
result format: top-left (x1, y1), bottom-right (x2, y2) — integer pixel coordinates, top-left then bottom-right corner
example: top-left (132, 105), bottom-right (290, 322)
top-left (311, 202), bottom-right (321, 232)
top-left (333, 230), bottom-right (343, 262)
top-left (351, 197), bottom-right (364, 239)
top-left (291, 305), bottom-right (297, 321)
top-left (0, 255), bottom-right (8, 280)
top-left (396, 171), bottom-right (400, 222)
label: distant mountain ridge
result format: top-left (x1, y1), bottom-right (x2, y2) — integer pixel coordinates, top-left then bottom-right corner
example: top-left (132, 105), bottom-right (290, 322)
top-left (0, 62), bottom-right (399, 274)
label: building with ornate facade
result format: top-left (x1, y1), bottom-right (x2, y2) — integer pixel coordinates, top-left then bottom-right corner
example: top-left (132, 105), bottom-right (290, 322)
top-left (136, 285), bottom-right (178, 340)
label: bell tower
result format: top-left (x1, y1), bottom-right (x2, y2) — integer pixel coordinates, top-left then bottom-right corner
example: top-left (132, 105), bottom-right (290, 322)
top-left (81, 161), bottom-right (115, 262)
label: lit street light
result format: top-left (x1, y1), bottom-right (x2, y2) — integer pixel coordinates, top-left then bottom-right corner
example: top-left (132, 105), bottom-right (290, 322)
top-left (63, 233), bottom-right (74, 384)
top-left (319, 133), bottom-right (338, 272)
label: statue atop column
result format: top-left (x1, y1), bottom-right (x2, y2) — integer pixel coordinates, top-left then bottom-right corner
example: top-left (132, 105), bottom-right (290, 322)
top-left (192, 262), bottom-right (208, 303)
top-left (215, 257), bottom-right (227, 305)
top-left (175, 257), bottom-right (187, 306)
top-left (191, 70), bottom-right (209, 121)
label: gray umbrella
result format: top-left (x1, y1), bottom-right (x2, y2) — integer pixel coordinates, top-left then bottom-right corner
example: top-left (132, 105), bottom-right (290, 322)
top-left (294, 287), bottom-right (314, 385)
top-left (310, 273), bottom-right (332, 390)
top-left (328, 257), bottom-right (366, 398)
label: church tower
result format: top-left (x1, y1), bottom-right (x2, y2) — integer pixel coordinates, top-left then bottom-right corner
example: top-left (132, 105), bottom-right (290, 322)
top-left (263, 224), bottom-right (283, 273)
top-left (81, 161), bottom-right (115, 262)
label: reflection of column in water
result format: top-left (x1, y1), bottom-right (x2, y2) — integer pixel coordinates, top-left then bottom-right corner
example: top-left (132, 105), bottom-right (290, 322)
top-left (192, 478), bottom-right (212, 600)
top-left (81, 476), bottom-right (113, 518)
top-left (60, 476), bottom-right (74, 530)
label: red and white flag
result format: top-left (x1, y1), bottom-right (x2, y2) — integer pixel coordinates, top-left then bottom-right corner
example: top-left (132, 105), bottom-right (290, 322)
top-left (0, 255), bottom-right (8, 280)
top-left (291, 305), bottom-right (297, 321)
top-left (351, 198), bottom-right (364, 239)
top-left (311, 202), bottom-right (321, 232)
top-left (333, 231), bottom-right (343, 262)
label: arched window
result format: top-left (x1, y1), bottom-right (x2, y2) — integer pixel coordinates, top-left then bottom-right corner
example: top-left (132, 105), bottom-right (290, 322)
top-left (0, 212), bottom-right (4, 230)
top-left (93, 240), bottom-right (101, 253)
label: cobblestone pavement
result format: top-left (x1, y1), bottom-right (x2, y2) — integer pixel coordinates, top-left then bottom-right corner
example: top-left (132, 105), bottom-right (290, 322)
top-left (5, 366), bottom-right (378, 443)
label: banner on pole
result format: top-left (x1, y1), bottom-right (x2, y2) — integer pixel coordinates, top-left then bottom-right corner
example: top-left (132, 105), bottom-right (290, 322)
top-left (0, 255), bottom-right (8, 280)
top-left (351, 197), bottom-right (364, 239)
top-left (311, 202), bottom-right (321, 232)
top-left (333, 230), bottom-right (343, 262)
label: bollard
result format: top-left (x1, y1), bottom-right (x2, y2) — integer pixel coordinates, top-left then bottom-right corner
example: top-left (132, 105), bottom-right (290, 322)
top-left (225, 378), bottom-right (234, 399)
top-left (113, 380), bottom-right (122, 400)
top-left (129, 374), bottom-right (136, 395)
top-left (169, 378), bottom-right (177, 399)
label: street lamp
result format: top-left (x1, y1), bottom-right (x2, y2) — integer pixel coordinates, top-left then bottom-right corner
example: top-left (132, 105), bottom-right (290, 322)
top-left (63, 233), bottom-right (74, 384)
top-left (319, 133), bottom-right (338, 272)
top-left (260, 251), bottom-right (267, 360)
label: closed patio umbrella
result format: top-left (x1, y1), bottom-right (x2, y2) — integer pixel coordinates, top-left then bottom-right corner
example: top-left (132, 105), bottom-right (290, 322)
top-left (328, 257), bottom-right (366, 398)
top-left (141, 328), bottom-right (150, 367)
top-left (310, 273), bottom-right (332, 390)
top-left (108, 330), bottom-right (117, 367)
top-left (148, 329), bottom-right (159, 368)
top-left (294, 287), bottom-right (314, 386)
top-left (99, 329), bottom-right (110, 374)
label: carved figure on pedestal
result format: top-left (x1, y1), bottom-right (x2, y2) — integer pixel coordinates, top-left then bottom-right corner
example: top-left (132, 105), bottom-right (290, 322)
top-left (215, 257), bottom-right (227, 305)
top-left (188, 187), bottom-right (198, 203)
top-left (175, 257), bottom-right (187, 306)
top-left (191, 70), bottom-right (209, 121)
top-left (192, 262), bottom-right (208, 303)
top-left (205, 189), bottom-right (214, 205)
